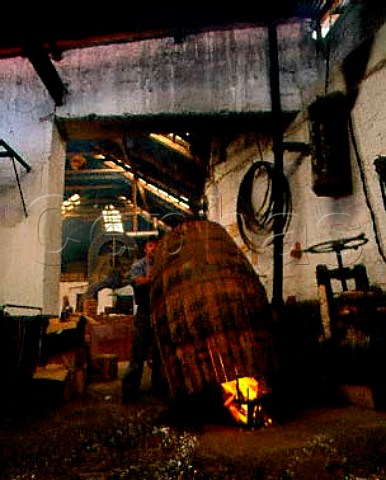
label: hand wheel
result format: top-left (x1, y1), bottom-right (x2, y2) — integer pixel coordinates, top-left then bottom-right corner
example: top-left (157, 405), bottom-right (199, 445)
top-left (303, 233), bottom-right (368, 254)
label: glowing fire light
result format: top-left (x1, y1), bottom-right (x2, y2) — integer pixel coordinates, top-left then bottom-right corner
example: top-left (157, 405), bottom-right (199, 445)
top-left (221, 377), bottom-right (272, 427)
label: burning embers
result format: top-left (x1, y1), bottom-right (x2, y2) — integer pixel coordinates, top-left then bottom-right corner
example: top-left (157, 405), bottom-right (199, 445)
top-left (222, 377), bottom-right (273, 429)
top-left (206, 338), bottom-right (273, 428)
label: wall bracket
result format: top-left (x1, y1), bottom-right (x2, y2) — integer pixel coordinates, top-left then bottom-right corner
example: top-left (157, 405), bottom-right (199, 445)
top-left (374, 155), bottom-right (386, 210)
top-left (0, 140), bottom-right (31, 217)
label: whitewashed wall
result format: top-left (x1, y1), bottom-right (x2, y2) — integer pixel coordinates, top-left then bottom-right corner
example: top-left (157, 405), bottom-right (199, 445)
top-left (206, 10), bottom-right (386, 302)
top-left (0, 23), bottom-right (315, 313)
top-left (0, 57), bottom-right (64, 314)
top-left (56, 24), bottom-right (313, 118)
top-left (284, 11), bottom-right (386, 298)
top-left (347, 22), bottom-right (386, 289)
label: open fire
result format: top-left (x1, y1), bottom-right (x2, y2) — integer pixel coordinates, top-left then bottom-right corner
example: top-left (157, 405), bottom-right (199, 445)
top-left (221, 377), bottom-right (273, 428)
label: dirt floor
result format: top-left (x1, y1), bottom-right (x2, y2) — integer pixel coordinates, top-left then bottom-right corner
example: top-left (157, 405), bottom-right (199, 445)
top-left (2, 363), bottom-right (386, 480)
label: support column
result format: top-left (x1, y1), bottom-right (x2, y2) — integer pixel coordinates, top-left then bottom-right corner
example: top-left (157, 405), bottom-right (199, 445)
top-left (268, 22), bottom-right (285, 310)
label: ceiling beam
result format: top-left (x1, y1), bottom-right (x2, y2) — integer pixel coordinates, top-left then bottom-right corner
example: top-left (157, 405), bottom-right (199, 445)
top-left (23, 43), bottom-right (67, 106)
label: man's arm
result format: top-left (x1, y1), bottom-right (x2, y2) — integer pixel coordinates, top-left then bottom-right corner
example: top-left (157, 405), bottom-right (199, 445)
top-left (130, 258), bottom-right (150, 286)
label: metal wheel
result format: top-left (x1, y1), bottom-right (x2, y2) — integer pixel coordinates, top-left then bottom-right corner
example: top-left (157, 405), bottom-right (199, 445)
top-left (303, 233), bottom-right (368, 255)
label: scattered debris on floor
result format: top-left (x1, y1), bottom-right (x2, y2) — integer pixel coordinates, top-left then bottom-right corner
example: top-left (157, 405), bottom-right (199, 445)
top-left (2, 366), bottom-right (386, 479)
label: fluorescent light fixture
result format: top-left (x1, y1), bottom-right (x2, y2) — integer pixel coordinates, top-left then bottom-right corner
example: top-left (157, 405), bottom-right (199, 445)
top-left (125, 230), bottom-right (159, 237)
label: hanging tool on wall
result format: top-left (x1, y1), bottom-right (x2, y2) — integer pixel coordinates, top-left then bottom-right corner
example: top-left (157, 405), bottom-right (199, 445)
top-left (236, 160), bottom-right (292, 252)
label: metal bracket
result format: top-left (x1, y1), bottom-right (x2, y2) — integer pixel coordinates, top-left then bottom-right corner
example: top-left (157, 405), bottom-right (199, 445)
top-left (0, 140), bottom-right (31, 217)
top-left (374, 155), bottom-right (386, 210)
top-left (283, 141), bottom-right (311, 154)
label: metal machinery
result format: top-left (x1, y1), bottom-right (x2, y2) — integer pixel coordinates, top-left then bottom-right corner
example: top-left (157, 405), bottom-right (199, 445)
top-left (304, 234), bottom-right (386, 406)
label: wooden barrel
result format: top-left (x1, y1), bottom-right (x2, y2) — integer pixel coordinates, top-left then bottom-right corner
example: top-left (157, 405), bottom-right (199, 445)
top-left (150, 220), bottom-right (275, 401)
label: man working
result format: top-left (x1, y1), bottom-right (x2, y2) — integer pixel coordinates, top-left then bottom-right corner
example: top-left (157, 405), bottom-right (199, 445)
top-left (121, 238), bottom-right (163, 402)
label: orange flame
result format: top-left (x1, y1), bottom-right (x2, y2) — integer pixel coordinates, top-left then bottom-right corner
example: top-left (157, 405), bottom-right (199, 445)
top-left (221, 377), bottom-right (272, 427)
